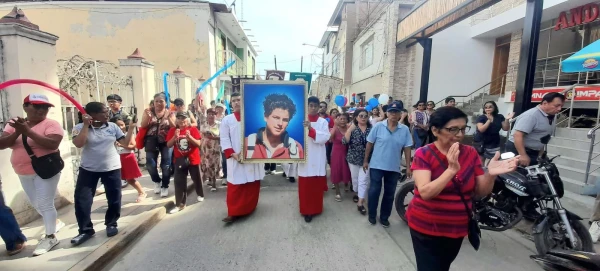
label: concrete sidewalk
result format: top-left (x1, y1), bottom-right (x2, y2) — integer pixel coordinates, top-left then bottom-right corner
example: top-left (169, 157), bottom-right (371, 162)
top-left (0, 172), bottom-right (202, 271)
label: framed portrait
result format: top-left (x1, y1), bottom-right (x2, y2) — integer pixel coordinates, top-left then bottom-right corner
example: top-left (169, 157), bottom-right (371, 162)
top-left (240, 80), bottom-right (307, 163)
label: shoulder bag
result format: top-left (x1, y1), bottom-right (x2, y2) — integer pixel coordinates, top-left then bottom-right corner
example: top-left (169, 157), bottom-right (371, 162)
top-left (425, 145), bottom-right (481, 251)
top-left (22, 135), bottom-right (64, 179)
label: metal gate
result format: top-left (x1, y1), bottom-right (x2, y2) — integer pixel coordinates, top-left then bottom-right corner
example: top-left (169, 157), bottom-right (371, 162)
top-left (57, 55), bottom-right (134, 180)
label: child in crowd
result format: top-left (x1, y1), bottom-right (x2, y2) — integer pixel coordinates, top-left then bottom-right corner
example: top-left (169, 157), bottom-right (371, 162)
top-left (111, 116), bottom-right (147, 203)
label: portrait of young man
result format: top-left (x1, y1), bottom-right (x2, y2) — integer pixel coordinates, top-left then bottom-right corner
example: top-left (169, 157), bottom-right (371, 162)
top-left (244, 93), bottom-right (304, 159)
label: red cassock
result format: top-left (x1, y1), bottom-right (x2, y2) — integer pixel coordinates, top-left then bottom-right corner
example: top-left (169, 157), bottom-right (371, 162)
top-left (227, 181), bottom-right (261, 217)
top-left (298, 176), bottom-right (327, 215)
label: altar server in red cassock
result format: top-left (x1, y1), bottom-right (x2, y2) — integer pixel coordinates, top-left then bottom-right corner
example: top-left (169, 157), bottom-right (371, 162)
top-left (298, 96), bottom-right (331, 223)
top-left (220, 92), bottom-right (265, 223)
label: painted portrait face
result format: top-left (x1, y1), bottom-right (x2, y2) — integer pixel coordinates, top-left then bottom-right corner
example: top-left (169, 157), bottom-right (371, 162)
top-left (265, 108), bottom-right (290, 137)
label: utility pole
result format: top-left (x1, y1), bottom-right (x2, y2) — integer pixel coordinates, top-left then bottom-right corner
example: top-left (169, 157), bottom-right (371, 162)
top-left (301, 56), bottom-right (303, 72)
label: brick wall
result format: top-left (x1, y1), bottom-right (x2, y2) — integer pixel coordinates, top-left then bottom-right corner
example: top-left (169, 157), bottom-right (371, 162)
top-left (505, 30), bottom-right (522, 93)
top-left (471, 0), bottom-right (526, 26)
top-left (392, 45), bottom-right (416, 103)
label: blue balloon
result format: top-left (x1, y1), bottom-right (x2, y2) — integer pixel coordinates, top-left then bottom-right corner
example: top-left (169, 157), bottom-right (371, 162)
top-left (365, 105), bottom-right (373, 112)
top-left (368, 98), bottom-right (379, 107)
top-left (334, 95), bottom-right (345, 107)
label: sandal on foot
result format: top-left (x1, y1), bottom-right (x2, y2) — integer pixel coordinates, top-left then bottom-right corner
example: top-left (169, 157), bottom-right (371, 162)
top-left (357, 205), bottom-right (367, 215)
top-left (136, 193), bottom-right (147, 203)
top-left (353, 195), bottom-right (359, 203)
top-left (335, 194), bottom-right (342, 202)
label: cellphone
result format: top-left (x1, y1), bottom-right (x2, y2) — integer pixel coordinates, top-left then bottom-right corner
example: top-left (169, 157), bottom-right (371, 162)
top-left (501, 152), bottom-right (516, 160)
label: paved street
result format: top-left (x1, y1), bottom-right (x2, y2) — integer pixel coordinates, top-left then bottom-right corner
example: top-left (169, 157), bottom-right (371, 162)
top-left (107, 169), bottom-right (546, 271)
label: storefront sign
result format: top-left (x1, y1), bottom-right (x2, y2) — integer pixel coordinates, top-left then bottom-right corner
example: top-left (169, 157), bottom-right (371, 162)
top-left (554, 3), bottom-right (600, 31)
top-left (510, 86), bottom-right (600, 102)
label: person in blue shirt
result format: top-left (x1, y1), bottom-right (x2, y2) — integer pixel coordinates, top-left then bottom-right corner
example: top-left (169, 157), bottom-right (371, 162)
top-left (363, 101), bottom-right (413, 227)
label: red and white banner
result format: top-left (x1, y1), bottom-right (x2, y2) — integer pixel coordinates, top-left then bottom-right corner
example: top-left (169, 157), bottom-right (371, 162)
top-left (510, 86), bottom-right (600, 102)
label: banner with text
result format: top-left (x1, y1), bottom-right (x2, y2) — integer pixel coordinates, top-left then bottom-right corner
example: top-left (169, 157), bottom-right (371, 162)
top-left (289, 72), bottom-right (312, 92)
top-left (509, 86), bottom-right (600, 102)
top-left (265, 70), bottom-right (286, 81)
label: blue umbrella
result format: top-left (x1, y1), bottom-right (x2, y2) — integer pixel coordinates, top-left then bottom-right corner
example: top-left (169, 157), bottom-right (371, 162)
top-left (562, 40), bottom-right (600, 73)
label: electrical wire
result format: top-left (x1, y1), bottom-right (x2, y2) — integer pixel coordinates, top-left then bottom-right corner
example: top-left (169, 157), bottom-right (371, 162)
top-left (20, 0), bottom-right (192, 14)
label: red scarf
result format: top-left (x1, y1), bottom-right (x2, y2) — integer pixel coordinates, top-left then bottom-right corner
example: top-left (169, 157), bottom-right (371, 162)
top-left (308, 114), bottom-right (319, 122)
top-left (234, 112), bottom-right (241, 122)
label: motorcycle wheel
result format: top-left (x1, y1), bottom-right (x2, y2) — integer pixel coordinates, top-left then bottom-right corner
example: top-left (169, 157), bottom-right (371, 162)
top-left (533, 218), bottom-right (595, 255)
top-left (395, 180), bottom-right (415, 223)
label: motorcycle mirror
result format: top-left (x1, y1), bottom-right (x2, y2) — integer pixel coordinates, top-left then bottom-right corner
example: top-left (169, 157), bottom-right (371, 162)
top-left (500, 152), bottom-right (516, 160)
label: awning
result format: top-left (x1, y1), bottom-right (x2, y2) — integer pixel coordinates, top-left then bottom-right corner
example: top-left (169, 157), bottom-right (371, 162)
top-left (561, 39), bottom-right (600, 73)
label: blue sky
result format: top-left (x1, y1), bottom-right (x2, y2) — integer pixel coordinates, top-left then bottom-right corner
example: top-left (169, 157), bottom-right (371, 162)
top-left (221, 0), bottom-right (339, 78)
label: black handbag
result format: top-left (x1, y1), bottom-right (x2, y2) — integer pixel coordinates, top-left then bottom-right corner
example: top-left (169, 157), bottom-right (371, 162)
top-left (144, 135), bottom-right (159, 152)
top-left (426, 146), bottom-right (481, 251)
top-left (22, 135), bottom-right (64, 179)
top-left (174, 157), bottom-right (189, 170)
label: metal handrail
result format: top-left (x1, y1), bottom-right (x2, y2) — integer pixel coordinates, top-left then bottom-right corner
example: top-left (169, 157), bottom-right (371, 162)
top-left (435, 69), bottom-right (509, 108)
top-left (585, 124), bottom-right (600, 185)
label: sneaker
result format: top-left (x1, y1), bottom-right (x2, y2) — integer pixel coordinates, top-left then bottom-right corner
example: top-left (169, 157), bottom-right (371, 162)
top-left (380, 219), bottom-right (390, 228)
top-left (169, 208), bottom-right (180, 214)
top-left (589, 221), bottom-right (600, 243)
top-left (41, 220), bottom-right (66, 239)
top-left (33, 236), bottom-right (59, 256)
top-left (368, 217), bottom-right (376, 225)
top-left (160, 188), bottom-right (168, 197)
top-left (7, 241), bottom-right (26, 256)
top-left (211, 187), bottom-right (217, 192)
top-left (106, 226), bottom-right (118, 237)
top-left (221, 179), bottom-right (227, 186)
top-left (153, 183), bottom-right (161, 194)
top-left (197, 196), bottom-right (204, 202)
top-left (71, 232), bottom-right (94, 246)
top-left (289, 177), bottom-right (296, 183)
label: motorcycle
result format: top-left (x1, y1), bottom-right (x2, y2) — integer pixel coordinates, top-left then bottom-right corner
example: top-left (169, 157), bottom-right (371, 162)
top-left (530, 250), bottom-right (600, 271)
top-left (394, 153), bottom-right (595, 256)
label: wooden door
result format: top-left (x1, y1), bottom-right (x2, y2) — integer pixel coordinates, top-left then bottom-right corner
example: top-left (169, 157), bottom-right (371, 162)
top-left (490, 35), bottom-right (511, 95)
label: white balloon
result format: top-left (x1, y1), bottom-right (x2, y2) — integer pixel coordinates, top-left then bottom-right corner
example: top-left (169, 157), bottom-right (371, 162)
top-left (378, 94), bottom-right (389, 105)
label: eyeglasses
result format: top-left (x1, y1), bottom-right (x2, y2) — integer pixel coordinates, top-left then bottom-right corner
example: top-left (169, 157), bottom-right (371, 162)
top-left (176, 104), bottom-right (184, 107)
top-left (358, 114), bottom-right (368, 118)
top-left (442, 126), bottom-right (471, 135)
top-left (107, 100), bottom-right (119, 104)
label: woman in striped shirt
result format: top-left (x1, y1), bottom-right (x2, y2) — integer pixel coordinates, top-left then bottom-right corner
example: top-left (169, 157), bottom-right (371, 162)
top-left (406, 106), bottom-right (519, 271)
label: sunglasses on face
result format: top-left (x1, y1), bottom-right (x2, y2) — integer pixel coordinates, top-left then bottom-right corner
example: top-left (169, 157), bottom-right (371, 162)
top-left (31, 104), bottom-right (50, 110)
top-left (358, 114), bottom-right (368, 118)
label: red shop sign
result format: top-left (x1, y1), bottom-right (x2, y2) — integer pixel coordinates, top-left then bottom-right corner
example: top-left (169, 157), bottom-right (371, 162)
top-left (510, 86), bottom-right (600, 102)
top-left (555, 3), bottom-right (600, 31)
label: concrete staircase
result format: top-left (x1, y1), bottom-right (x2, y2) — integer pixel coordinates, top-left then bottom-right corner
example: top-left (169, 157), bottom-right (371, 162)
top-left (458, 93), bottom-right (500, 117)
top-left (547, 127), bottom-right (598, 194)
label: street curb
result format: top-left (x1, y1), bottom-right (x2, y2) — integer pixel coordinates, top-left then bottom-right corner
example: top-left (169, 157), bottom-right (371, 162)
top-left (68, 182), bottom-right (197, 271)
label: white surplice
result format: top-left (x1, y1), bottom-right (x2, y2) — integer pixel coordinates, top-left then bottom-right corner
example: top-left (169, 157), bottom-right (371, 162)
top-left (220, 114), bottom-right (264, 185)
top-left (282, 163), bottom-right (298, 178)
top-left (298, 117), bottom-right (330, 177)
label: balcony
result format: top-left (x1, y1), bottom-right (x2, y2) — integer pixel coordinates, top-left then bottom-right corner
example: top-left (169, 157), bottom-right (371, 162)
top-left (534, 53), bottom-right (600, 89)
top-left (217, 50), bottom-right (246, 76)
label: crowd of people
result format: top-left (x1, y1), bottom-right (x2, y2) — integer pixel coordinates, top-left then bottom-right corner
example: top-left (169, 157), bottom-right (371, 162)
top-left (7, 90), bottom-right (599, 271)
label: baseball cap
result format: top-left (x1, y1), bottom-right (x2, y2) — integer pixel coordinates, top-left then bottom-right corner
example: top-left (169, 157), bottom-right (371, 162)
top-left (176, 111), bottom-right (190, 119)
top-left (387, 101), bottom-right (403, 112)
top-left (215, 103), bottom-right (225, 109)
top-left (24, 94), bottom-right (54, 107)
top-left (174, 98), bottom-right (185, 106)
